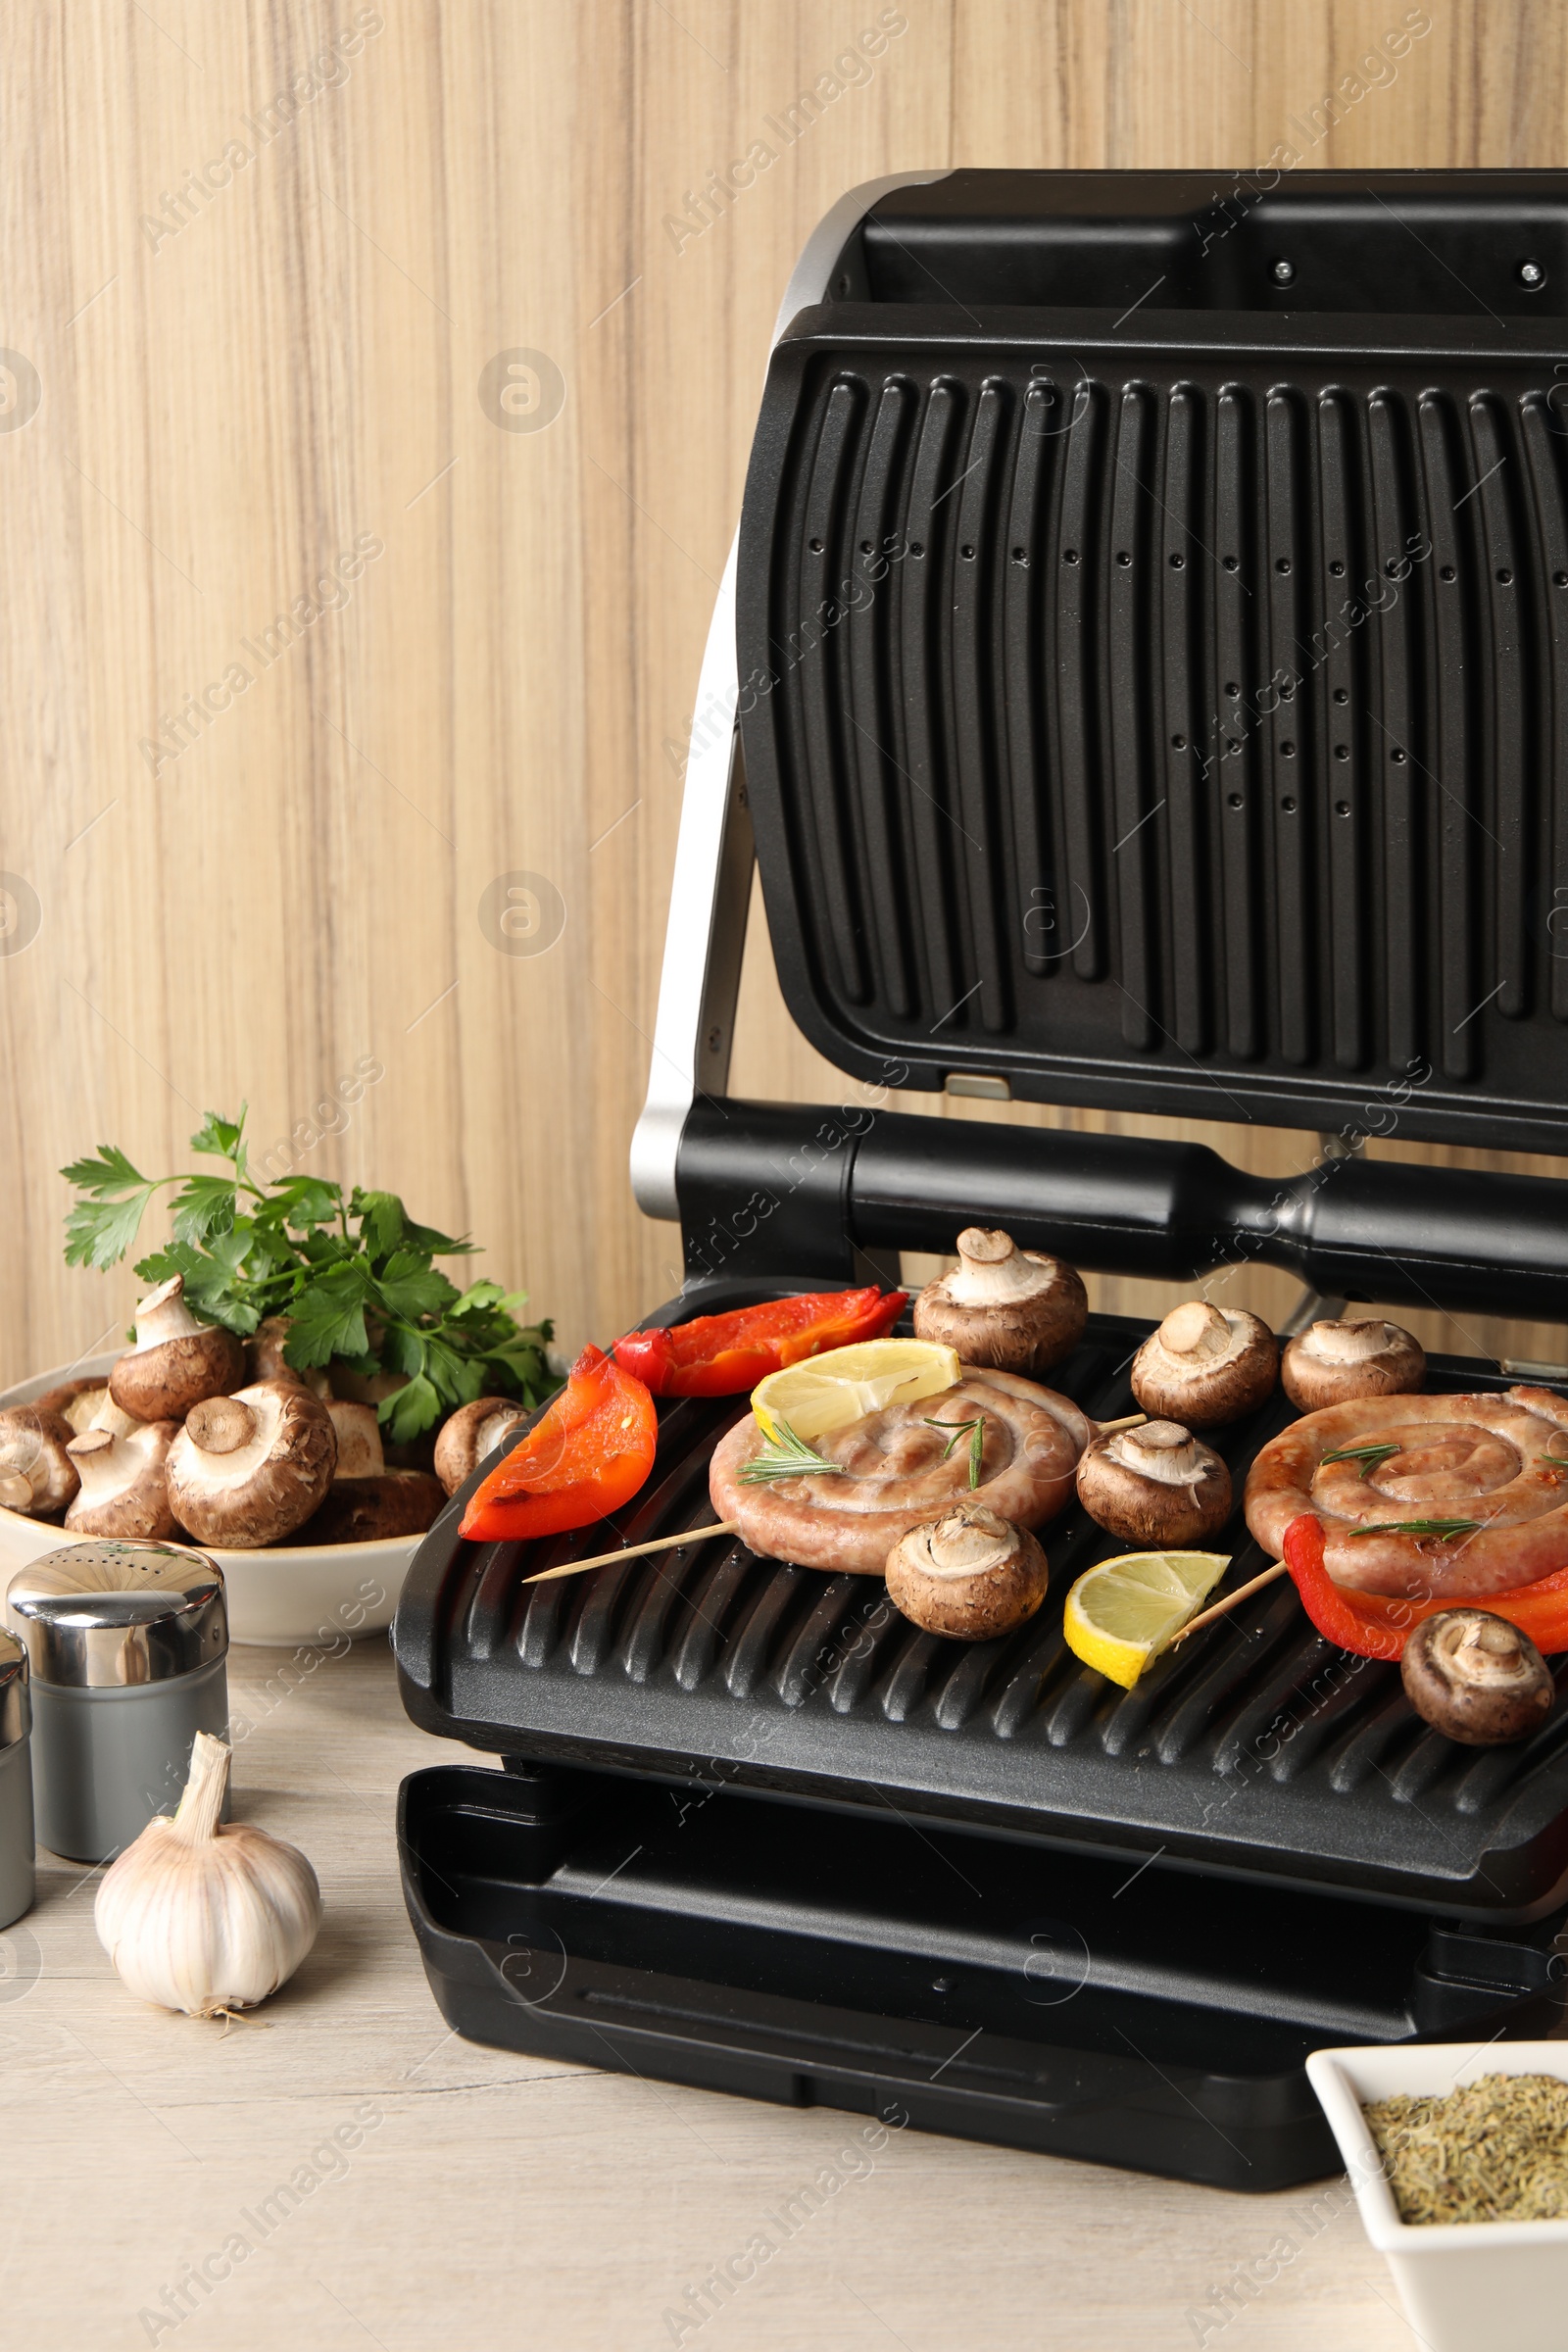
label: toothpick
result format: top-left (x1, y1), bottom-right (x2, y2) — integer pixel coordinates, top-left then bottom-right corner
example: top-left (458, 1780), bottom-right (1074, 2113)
top-left (1169, 1560), bottom-right (1289, 1643)
top-left (520, 1521), bottom-right (740, 1585)
top-left (1095, 1411), bottom-right (1148, 1434)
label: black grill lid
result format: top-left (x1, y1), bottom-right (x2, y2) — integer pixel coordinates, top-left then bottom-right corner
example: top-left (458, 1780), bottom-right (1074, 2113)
top-left (736, 171), bottom-right (1568, 1150)
top-left (396, 1299), bottom-right (1568, 1925)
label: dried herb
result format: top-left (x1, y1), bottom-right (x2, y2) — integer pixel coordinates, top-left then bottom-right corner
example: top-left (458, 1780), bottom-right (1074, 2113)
top-left (922, 1414), bottom-right (986, 1491)
top-left (1321, 1442), bottom-right (1401, 1481)
top-left (1365, 2074), bottom-right (1568, 2225)
top-left (739, 1417), bottom-right (847, 1483)
top-left (1350, 1518), bottom-right (1483, 1541)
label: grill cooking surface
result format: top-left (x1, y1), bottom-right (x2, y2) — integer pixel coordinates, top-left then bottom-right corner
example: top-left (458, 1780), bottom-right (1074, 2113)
top-left (396, 1308), bottom-right (1568, 1922)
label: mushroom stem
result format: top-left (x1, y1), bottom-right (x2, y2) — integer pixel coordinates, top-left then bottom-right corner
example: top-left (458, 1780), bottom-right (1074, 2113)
top-left (1303, 1319), bottom-right (1389, 1364)
top-left (185, 1396), bottom-right (257, 1456)
top-left (129, 1274), bottom-right (207, 1352)
top-left (1158, 1301), bottom-right (1234, 1360)
top-left (944, 1228), bottom-right (1057, 1306)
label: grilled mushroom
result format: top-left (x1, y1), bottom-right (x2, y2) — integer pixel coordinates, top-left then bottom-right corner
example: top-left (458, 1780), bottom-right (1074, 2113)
top-left (1131, 1302), bottom-right (1278, 1428)
top-left (912, 1228), bottom-right (1088, 1375)
top-left (1281, 1317), bottom-right (1425, 1412)
top-left (109, 1275), bottom-right (244, 1422)
top-left (1076, 1420), bottom-right (1232, 1546)
top-left (433, 1397), bottom-right (530, 1496)
top-left (166, 1381), bottom-right (336, 1547)
top-left (64, 1421), bottom-right (178, 1541)
top-left (1401, 1609), bottom-right (1554, 1745)
top-left (296, 1401), bottom-right (445, 1543)
top-left (0, 1407), bottom-right (81, 1518)
top-left (883, 1505), bottom-right (1050, 1642)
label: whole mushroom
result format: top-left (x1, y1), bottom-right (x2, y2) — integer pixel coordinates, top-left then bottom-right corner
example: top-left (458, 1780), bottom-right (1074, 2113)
top-left (883, 1505), bottom-right (1050, 1642)
top-left (1281, 1317), bottom-right (1425, 1412)
top-left (1401, 1609), bottom-right (1554, 1745)
top-left (1076, 1420), bottom-right (1232, 1546)
top-left (295, 1402), bottom-right (446, 1544)
top-left (0, 1407), bottom-right (81, 1520)
top-left (1130, 1302), bottom-right (1278, 1428)
top-left (64, 1420), bottom-right (179, 1541)
top-left (109, 1276), bottom-right (244, 1423)
top-left (433, 1396), bottom-right (530, 1496)
top-left (913, 1229), bottom-right (1087, 1376)
top-left (166, 1381), bottom-right (336, 1548)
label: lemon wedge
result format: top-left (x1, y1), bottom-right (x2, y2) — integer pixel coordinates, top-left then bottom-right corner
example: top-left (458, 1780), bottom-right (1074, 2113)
top-left (1062, 1551), bottom-right (1230, 1689)
top-left (751, 1338), bottom-right (961, 1444)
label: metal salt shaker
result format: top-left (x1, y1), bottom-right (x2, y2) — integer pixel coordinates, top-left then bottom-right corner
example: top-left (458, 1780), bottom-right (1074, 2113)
top-left (0, 1630), bottom-right (34, 1928)
top-left (6, 1541), bottom-right (229, 1863)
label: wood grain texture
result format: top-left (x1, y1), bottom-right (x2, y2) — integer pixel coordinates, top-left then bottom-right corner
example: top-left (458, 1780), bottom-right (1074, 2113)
top-left (3, 0), bottom-right (1567, 1400)
top-left (0, 1634), bottom-right (1420, 2348)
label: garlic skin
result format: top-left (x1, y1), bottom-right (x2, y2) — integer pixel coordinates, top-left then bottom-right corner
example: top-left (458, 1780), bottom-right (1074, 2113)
top-left (94, 1733), bottom-right (321, 2017)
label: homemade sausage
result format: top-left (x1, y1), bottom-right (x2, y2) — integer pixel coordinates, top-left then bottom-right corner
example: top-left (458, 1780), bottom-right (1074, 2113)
top-left (1245, 1386), bottom-right (1568, 1598)
top-left (711, 1368), bottom-right (1091, 1576)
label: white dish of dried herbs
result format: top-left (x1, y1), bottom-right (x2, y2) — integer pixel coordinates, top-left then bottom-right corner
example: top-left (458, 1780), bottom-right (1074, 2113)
top-left (1307, 2042), bottom-right (1568, 2352)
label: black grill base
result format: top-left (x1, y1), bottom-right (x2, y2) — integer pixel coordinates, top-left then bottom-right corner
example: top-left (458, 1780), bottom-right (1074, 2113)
top-left (398, 1760), bottom-right (1566, 2192)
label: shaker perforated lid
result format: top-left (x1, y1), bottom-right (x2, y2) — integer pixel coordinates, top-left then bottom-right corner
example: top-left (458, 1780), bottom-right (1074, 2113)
top-left (0, 1630), bottom-right (26, 1747)
top-left (6, 1542), bottom-right (226, 1689)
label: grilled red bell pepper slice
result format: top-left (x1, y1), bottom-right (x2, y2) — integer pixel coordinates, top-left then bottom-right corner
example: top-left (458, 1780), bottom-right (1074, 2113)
top-left (459, 1344), bottom-right (657, 1544)
top-left (1282, 1512), bottom-right (1568, 1659)
top-left (612, 1285), bottom-right (906, 1398)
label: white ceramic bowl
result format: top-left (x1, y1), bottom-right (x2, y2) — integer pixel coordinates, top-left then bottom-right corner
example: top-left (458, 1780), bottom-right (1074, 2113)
top-left (1307, 2040), bottom-right (1568, 2352)
top-left (0, 1351), bottom-right (437, 1647)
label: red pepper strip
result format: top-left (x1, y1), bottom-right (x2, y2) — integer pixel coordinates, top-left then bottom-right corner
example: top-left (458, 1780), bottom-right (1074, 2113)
top-left (612, 1286), bottom-right (907, 1398)
top-left (459, 1345), bottom-right (658, 1544)
top-left (1282, 1513), bottom-right (1568, 1659)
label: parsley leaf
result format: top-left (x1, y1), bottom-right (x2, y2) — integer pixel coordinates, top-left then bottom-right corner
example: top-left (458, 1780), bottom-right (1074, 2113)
top-left (63, 1111), bottom-right (558, 1438)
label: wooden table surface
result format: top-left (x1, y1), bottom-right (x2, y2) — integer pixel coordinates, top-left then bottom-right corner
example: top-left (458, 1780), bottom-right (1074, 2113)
top-left (5, 1634), bottom-right (1422, 2352)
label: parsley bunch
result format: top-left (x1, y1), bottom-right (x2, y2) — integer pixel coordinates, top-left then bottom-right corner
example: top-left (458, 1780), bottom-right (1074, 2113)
top-left (62, 1108), bottom-right (556, 1443)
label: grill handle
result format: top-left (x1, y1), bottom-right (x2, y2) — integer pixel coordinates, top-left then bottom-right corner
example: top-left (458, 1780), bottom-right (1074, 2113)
top-left (675, 1098), bottom-right (1568, 1322)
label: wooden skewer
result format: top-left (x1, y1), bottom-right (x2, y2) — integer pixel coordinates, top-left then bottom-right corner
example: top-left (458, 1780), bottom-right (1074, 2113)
top-left (1169, 1559), bottom-right (1289, 1644)
top-left (1095, 1411), bottom-right (1148, 1435)
top-left (520, 1521), bottom-right (740, 1586)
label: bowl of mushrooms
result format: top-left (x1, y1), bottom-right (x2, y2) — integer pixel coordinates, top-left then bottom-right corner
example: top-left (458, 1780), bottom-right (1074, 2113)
top-left (0, 1280), bottom-right (532, 1646)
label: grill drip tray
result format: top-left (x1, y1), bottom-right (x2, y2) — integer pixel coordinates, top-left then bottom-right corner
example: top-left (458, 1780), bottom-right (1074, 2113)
top-left (399, 1759), bottom-right (1566, 2191)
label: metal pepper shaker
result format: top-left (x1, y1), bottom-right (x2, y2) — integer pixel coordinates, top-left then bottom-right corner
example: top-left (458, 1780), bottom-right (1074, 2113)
top-left (0, 1631), bottom-right (34, 1928)
top-left (6, 1541), bottom-right (229, 1864)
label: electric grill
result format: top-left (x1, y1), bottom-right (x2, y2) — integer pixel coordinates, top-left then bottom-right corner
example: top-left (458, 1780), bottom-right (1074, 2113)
top-left (395, 172), bottom-right (1568, 2189)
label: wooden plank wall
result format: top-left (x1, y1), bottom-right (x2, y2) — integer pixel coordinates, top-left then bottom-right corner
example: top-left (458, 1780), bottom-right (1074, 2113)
top-left (2, 0), bottom-right (1566, 1387)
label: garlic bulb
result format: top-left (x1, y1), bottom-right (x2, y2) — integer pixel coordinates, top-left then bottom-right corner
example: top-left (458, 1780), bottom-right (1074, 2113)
top-left (94, 1733), bottom-right (321, 2017)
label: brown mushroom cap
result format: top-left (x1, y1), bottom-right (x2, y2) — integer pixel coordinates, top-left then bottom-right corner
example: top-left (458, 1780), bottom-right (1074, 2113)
top-left (1401, 1608), bottom-right (1554, 1745)
top-left (913, 1229), bottom-right (1088, 1377)
top-left (433, 1397), bottom-right (530, 1496)
top-left (0, 1407), bottom-right (81, 1518)
top-left (1280, 1317), bottom-right (1426, 1412)
top-left (1130, 1302), bottom-right (1278, 1428)
top-left (298, 1472), bottom-right (447, 1545)
top-left (34, 1376), bottom-right (114, 1434)
top-left (166, 1380), bottom-right (336, 1547)
top-left (883, 1505), bottom-right (1050, 1642)
top-left (64, 1420), bottom-right (178, 1541)
top-left (1076, 1420), bottom-right (1232, 1546)
top-left (109, 1275), bottom-right (244, 1422)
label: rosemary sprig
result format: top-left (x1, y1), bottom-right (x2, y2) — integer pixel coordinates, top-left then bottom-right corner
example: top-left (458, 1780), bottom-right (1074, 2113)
top-left (1350, 1518), bottom-right (1483, 1541)
top-left (739, 1416), bottom-right (849, 1483)
top-left (922, 1414), bottom-right (986, 1491)
top-left (1321, 1442), bottom-right (1401, 1482)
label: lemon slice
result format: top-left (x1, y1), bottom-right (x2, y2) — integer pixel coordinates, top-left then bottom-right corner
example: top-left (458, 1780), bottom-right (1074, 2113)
top-left (1062, 1551), bottom-right (1230, 1689)
top-left (752, 1338), bottom-right (961, 1444)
